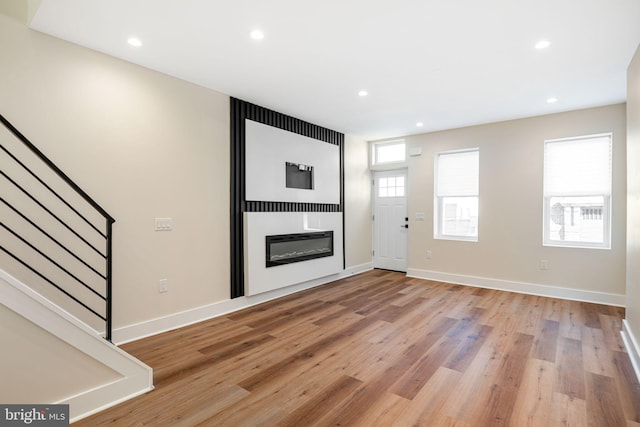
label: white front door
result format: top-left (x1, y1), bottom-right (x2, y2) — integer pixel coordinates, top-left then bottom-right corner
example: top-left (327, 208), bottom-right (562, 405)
top-left (373, 170), bottom-right (408, 272)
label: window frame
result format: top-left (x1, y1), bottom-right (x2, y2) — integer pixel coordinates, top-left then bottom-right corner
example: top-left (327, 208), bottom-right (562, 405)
top-left (377, 174), bottom-right (406, 198)
top-left (542, 133), bottom-right (612, 250)
top-left (434, 148), bottom-right (480, 242)
top-left (371, 140), bottom-right (406, 167)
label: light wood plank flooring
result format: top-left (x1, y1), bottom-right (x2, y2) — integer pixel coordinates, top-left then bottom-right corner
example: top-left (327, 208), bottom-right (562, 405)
top-left (76, 270), bottom-right (640, 426)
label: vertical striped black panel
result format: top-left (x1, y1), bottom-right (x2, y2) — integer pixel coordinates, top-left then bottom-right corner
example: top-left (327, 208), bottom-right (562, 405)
top-left (230, 98), bottom-right (345, 298)
top-left (230, 98), bottom-right (245, 299)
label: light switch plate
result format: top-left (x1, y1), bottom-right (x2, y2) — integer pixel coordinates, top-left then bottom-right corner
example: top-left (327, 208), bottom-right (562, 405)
top-left (155, 217), bottom-right (172, 231)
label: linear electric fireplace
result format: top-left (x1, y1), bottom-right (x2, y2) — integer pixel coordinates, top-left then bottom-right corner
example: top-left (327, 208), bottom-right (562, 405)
top-left (266, 231), bottom-right (333, 267)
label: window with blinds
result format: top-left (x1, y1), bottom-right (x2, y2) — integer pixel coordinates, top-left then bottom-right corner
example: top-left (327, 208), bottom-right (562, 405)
top-left (434, 148), bottom-right (479, 241)
top-left (543, 133), bottom-right (612, 248)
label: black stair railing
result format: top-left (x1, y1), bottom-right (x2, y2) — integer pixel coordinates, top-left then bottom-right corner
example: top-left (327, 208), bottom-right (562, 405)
top-left (0, 114), bottom-right (115, 341)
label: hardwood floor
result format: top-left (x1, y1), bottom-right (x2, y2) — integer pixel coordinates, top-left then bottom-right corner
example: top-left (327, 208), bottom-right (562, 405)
top-left (76, 270), bottom-right (640, 426)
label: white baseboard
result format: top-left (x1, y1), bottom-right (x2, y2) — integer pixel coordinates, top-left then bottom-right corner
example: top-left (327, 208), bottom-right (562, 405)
top-left (406, 268), bottom-right (625, 307)
top-left (113, 262), bottom-right (373, 345)
top-left (62, 373), bottom-right (153, 423)
top-left (622, 320), bottom-right (640, 383)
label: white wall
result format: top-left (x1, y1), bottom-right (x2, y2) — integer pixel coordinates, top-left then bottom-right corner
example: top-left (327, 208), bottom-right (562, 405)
top-left (344, 134), bottom-right (373, 268)
top-left (0, 14), bottom-right (231, 330)
top-left (398, 104), bottom-right (626, 301)
top-left (625, 45), bottom-right (640, 366)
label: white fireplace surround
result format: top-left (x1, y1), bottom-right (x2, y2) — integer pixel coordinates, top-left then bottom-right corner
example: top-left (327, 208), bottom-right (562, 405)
top-left (244, 212), bottom-right (343, 296)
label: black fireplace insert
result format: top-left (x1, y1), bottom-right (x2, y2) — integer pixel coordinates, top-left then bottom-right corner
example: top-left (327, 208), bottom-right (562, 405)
top-left (266, 231), bottom-right (333, 267)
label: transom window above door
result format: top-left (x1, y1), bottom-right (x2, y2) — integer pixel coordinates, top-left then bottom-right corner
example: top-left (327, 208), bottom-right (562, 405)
top-left (371, 140), bottom-right (406, 166)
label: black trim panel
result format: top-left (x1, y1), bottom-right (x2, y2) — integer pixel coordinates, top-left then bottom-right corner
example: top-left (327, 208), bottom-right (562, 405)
top-left (230, 98), bottom-right (345, 298)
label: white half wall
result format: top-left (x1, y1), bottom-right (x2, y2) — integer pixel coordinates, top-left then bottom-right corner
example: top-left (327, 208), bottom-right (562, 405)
top-left (0, 269), bottom-right (153, 423)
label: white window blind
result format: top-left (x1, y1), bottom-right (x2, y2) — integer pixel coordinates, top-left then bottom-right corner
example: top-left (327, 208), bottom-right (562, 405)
top-left (437, 149), bottom-right (479, 196)
top-left (435, 149), bottom-right (479, 241)
top-left (543, 134), bottom-right (612, 249)
top-left (544, 135), bottom-right (612, 196)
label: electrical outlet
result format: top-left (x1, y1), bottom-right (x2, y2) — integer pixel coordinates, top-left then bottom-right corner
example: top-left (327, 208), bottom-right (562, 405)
top-left (540, 260), bottom-right (549, 270)
top-left (159, 279), bottom-right (168, 293)
top-left (426, 250), bottom-right (432, 259)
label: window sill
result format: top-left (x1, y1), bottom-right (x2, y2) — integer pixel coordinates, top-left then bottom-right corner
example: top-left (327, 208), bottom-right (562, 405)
top-left (543, 241), bottom-right (610, 250)
top-left (434, 235), bottom-right (478, 242)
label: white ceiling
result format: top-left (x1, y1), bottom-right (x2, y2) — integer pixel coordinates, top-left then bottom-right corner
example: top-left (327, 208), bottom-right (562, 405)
top-left (30, 0), bottom-right (640, 141)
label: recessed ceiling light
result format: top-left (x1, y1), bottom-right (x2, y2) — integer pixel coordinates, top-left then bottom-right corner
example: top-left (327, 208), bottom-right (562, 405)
top-left (535, 40), bottom-right (551, 50)
top-left (358, 90), bottom-right (368, 97)
top-left (127, 37), bottom-right (142, 47)
top-left (547, 97), bottom-right (558, 104)
top-left (250, 30), bottom-right (264, 40)
top-left (416, 122), bottom-right (424, 127)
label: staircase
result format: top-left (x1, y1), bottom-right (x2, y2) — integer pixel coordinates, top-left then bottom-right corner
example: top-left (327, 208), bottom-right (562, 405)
top-left (0, 114), bottom-right (152, 422)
